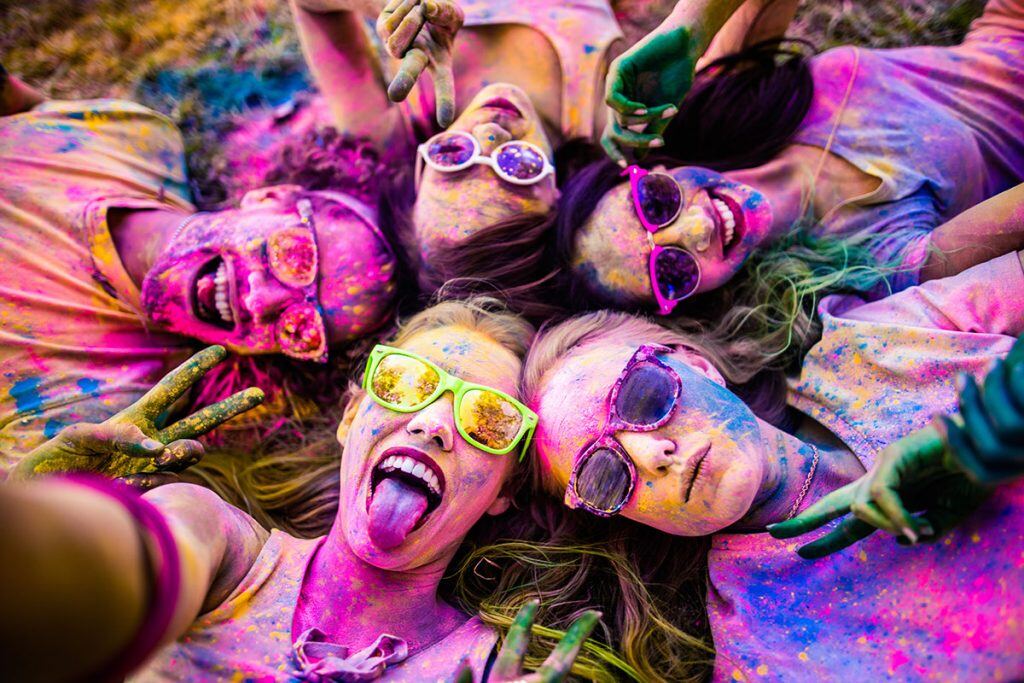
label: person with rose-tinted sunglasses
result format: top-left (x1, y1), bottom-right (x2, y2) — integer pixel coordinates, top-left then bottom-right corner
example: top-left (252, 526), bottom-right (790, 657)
top-left (523, 251), bottom-right (1024, 680)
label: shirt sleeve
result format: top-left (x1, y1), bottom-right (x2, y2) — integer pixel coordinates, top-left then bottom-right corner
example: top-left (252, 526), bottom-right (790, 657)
top-left (843, 251), bottom-right (1024, 336)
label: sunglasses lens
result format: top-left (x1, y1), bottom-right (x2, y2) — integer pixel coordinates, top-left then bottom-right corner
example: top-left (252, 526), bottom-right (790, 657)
top-left (276, 304), bottom-right (327, 360)
top-left (575, 447), bottom-right (633, 513)
top-left (426, 133), bottom-right (476, 168)
top-left (268, 227), bottom-right (317, 287)
top-left (494, 143), bottom-right (546, 181)
top-left (458, 389), bottom-right (523, 451)
top-left (615, 362), bottom-right (678, 426)
top-left (371, 354), bottom-right (440, 408)
top-left (653, 247), bottom-right (700, 301)
top-left (636, 173), bottom-right (683, 227)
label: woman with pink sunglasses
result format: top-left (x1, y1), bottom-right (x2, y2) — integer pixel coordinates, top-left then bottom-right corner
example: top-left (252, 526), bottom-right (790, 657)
top-left (522, 251), bottom-right (1024, 681)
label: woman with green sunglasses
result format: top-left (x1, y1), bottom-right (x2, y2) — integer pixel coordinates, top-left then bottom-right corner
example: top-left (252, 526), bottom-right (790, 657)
top-left (0, 298), bottom-right (610, 682)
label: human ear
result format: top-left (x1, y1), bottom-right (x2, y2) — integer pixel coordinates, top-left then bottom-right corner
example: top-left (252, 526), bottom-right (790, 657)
top-left (486, 493), bottom-right (512, 516)
top-left (336, 390), bottom-right (366, 445)
top-left (239, 184), bottom-right (304, 209)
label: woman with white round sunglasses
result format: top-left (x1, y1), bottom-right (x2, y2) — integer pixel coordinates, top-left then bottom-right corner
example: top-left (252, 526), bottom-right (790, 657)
top-left (288, 0), bottom-right (692, 293)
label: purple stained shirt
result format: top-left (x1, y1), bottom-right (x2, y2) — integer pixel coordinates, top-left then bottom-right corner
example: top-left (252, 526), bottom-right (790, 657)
top-left (794, 0), bottom-right (1024, 295)
top-left (708, 253), bottom-right (1024, 681)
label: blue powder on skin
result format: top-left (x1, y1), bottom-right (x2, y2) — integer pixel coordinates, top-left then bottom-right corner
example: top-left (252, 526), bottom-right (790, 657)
top-left (77, 377), bottom-right (102, 398)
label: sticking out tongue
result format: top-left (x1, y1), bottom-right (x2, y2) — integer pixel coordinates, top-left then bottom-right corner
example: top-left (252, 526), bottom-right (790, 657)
top-left (195, 272), bottom-right (217, 316)
top-left (367, 477), bottom-right (429, 550)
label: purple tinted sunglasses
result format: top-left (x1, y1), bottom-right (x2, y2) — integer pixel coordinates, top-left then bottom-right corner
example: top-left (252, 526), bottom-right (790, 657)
top-left (565, 344), bottom-right (683, 516)
top-left (623, 165), bottom-right (702, 315)
top-left (416, 130), bottom-right (555, 187)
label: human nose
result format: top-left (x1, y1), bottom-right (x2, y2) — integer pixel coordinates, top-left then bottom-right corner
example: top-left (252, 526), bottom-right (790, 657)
top-left (617, 431), bottom-right (677, 476)
top-left (405, 394), bottom-right (455, 451)
top-left (472, 123), bottom-right (513, 155)
top-left (652, 203), bottom-right (715, 253)
top-left (243, 271), bottom-right (305, 323)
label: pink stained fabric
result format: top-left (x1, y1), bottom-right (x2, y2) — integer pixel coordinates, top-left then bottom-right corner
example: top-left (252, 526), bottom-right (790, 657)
top-left (707, 253), bottom-right (1024, 682)
top-left (0, 99), bottom-right (195, 469)
top-left (393, 0), bottom-right (624, 142)
top-left (134, 530), bottom-right (498, 682)
top-left (793, 0), bottom-right (1024, 293)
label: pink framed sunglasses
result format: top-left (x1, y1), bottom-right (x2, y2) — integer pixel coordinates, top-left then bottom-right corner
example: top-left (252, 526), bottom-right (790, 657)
top-left (565, 344), bottom-right (682, 516)
top-left (623, 165), bottom-right (702, 315)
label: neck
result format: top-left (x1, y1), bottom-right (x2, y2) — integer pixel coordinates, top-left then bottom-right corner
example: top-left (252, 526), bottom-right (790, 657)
top-left (728, 147), bottom-right (819, 238)
top-left (108, 207), bottom-right (190, 287)
top-left (294, 523), bottom-right (466, 652)
top-left (733, 419), bottom-right (865, 531)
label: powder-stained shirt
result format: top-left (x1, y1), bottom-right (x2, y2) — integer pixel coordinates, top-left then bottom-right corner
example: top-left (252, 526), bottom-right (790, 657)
top-left (135, 530), bottom-right (498, 682)
top-left (794, 0), bottom-right (1024, 293)
top-left (707, 253), bottom-right (1024, 682)
top-left (0, 99), bottom-right (195, 470)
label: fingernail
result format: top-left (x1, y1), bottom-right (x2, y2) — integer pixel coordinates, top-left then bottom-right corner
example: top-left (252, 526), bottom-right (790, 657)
top-left (616, 159), bottom-right (627, 168)
top-left (955, 373), bottom-right (967, 392)
top-left (142, 438), bottom-right (163, 451)
top-left (634, 108), bottom-right (647, 116)
top-left (920, 523), bottom-right (935, 537)
top-left (649, 138), bottom-right (664, 148)
top-left (662, 106), bottom-right (677, 118)
top-left (901, 526), bottom-right (919, 544)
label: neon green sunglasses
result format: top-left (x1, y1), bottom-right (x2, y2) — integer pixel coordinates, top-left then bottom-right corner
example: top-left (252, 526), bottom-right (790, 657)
top-left (362, 344), bottom-right (537, 459)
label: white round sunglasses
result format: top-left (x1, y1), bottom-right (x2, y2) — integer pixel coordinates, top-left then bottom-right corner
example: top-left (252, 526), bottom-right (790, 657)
top-left (415, 131), bottom-right (555, 187)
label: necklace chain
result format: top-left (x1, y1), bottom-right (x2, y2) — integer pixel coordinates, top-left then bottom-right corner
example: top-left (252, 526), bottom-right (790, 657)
top-left (169, 211), bottom-right (205, 246)
top-left (785, 445), bottom-right (820, 520)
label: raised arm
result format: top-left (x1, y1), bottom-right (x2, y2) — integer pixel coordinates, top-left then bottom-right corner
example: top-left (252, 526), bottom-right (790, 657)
top-left (602, 0), bottom-right (796, 162)
top-left (289, 0), bottom-right (408, 148)
top-left (0, 479), bottom-right (267, 683)
top-left (919, 183), bottom-right (1024, 283)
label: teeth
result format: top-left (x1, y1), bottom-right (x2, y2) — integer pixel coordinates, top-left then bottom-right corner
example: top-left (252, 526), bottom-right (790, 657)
top-left (712, 198), bottom-right (736, 247)
top-left (214, 261), bottom-right (233, 325)
top-left (377, 455), bottom-right (442, 496)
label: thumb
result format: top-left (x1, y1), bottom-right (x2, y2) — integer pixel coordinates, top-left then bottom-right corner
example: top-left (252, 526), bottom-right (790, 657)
top-left (61, 422), bottom-right (165, 459)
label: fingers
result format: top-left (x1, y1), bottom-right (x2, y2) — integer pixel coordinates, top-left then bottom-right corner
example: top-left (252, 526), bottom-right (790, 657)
top-left (120, 472), bottom-right (181, 491)
top-left (536, 610), bottom-right (601, 682)
top-left (156, 387), bottom-right (264, 443)
top-left (613, 103), bottom-right (677, 128)
top-left (60, 422), bottom-right (166, 459)
top-left (603, 121), bottom-right (663, 154)
top-left (767, 483), bottom-right (857, 539)
top-left (606, 89), bottom-right (649, 117)
top-left (380, 0), bottom-right (419, 35)
top-left (130, 346), bottom-right (227, 421)
top-left (154, 439), bottom-right (205, 472)
top-left (386, 3), bottom-right (426, 59)
top-left (849, 496), bottom-right (900, 535)
top-left (492, 599), bottom-right (539, 679)
top-left (959, 374), bottom-right (1014, 461)
top-left (796, 518), bottom-right (876, 560)
top-left (388, 47), bottom-right (429, 102)
top-left (423, 0), bottom-right (463, 30)
top-left (430, 51), bottom-right (456, 127)
top-left (600, 124), bottom-right (628, 167)
top-left (981, 361), bottom-right (1024, 441)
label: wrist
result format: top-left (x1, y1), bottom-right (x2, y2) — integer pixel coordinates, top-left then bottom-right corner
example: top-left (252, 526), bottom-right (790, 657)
top-left (666, 0), bottom-right (745, 55)
top-left (296, 0), bottom-right (386, 15)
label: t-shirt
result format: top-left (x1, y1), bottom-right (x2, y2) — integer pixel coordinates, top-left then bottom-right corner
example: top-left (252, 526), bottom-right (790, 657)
top-left (135, 530), bottom-right (498, 682)
top-left (707, 253), bottom-right (1024, 681)
top-left (794, 0), bottom-right (1024, 293)
top-left (0, 99), bottom-right (195, 470)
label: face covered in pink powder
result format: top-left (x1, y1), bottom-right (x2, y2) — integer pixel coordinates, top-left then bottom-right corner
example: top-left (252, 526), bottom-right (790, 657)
top-left (533, 341), bottom-right (767, 536)
top-left (336, 325), bottom-right (521, 570)
top-left (141, 185), bottom-right (396, 360)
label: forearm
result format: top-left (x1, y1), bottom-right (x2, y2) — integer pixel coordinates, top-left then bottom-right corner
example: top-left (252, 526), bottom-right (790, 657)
top-left (0, 481), bottom-right (151, 682)
top-left (660, 0), bottom-right (749, 55)
top-left (699, 0), bottom-right (801, 65)
top-left (920, 183), bottom-right (1024, 282)
top-left (289, 0), bottom-right (403, 146)
top-left (293, 0), bottom-right (387, 15)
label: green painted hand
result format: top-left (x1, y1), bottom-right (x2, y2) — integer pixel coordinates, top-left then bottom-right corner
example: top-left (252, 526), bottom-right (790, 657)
top-left (377, 0), bottom-right (463, 127)
top-left (452, 600), bottom-right (600, 682)
top-left (768, 424), bottom-right (991, 559)
top-left (942, 335), bottom-right (1024, 485)
top-left (12, 346), bottom-right (264, 487)
top-left (601, 28), bottom-right (696, 164)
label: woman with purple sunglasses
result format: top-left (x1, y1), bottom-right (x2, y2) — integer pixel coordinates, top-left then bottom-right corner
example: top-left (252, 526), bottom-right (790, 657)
top-left (521, 251), bottom-right (1024, 681)
top-left (289, 0), bottom-right (701, 297)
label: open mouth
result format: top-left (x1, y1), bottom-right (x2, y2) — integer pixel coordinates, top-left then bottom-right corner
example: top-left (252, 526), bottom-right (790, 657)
top-left (479, 97), bottom-right (523, 118)
top-left (682, 447), bottom-right (711, 503)
top-left (707, 190), bottom-right (744, 256)
top-left (367, 447), bottom-right (446, 544)
top-left (192, 256), bottom-right (236, 330)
